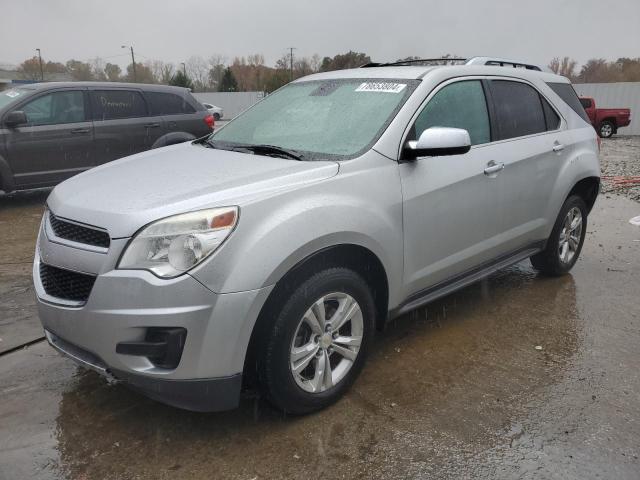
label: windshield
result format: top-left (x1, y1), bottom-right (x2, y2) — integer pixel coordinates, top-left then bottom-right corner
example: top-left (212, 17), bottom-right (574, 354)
top-left (0, 88), bottom-right (30, 110)
top-left (211, 79), bottom-right (418, 160)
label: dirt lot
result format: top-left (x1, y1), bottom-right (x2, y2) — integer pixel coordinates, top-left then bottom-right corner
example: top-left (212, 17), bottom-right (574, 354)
top-left (0, 138), bottom-right (639, 480)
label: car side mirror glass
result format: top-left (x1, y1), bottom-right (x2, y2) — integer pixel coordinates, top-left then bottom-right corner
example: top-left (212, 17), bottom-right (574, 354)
top-left (403, 127), bottom-right (471, 160)
top-left (5, 110), bottom-right (28, 128)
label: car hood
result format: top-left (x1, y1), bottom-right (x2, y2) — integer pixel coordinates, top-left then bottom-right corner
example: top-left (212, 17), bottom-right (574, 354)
top-left (47, 142), bottom-right (339, 238)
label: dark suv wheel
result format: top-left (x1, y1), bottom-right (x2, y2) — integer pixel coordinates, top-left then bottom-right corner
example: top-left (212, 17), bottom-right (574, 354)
top-left (259, 267), bottom-right (375, 414)
top-left (530, 195), bottom-right (587, 276)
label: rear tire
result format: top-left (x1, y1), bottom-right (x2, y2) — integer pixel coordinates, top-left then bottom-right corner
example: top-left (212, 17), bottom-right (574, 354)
top-left (259, 267), bottom-right (375, 414)
top-left (530, 195), bottom-right (587, 276)
top-left (598, 120), bottom-right (614, 138)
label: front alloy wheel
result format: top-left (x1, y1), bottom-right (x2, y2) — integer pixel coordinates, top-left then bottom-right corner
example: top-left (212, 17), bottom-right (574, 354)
top-left (290, 293), bottom-right (363, 393)
top-left (259, 267), bottom-right (375, 414)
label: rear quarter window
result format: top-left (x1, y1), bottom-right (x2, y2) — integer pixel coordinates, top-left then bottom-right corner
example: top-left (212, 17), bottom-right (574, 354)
top-left (547, 82), bottom-right (591, 123)
top-left (146, 92), bottom-right (196, 115)
top-left (90, 90), bottom-right (147, 120)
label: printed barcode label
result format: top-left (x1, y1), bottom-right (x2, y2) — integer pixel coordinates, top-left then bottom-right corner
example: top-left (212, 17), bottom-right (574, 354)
top-left (355, 82), bottom-right (406, 93)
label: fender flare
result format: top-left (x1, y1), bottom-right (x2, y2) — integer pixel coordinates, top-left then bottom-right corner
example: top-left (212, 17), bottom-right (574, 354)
top-left (0, 154), bottom-right (15, 193)
top-left (151, 132), bottom-right (196, 149)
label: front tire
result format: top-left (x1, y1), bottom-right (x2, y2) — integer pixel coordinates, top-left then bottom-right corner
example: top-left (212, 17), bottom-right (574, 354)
top-left (259, 268), bottom-right (375, 414)
top-left (598, 120), bottom-right (614, 138)
top-left (530, 195), bottom-right (587, 276)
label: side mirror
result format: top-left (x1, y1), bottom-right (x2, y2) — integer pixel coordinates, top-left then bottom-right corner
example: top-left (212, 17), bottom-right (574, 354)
top-left (5, 111), bottom-right (28, 128)
top-left (403, 127), bottom-right (471, 160)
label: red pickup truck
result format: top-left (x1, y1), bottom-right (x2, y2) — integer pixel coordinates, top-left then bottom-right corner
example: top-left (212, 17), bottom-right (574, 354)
top-left (579, 97), bottom-right (631, 138)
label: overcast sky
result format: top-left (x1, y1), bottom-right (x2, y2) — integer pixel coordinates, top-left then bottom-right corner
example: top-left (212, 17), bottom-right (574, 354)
top-left (1, 0), bottom-right (638, 70)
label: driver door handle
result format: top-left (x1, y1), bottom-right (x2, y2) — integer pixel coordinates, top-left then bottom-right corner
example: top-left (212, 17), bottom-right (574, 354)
top-left (70, 128), bottom-right (90, 134)
top-left (484, 161), bottom-right (505, 175)
top-left (144, 123), bottom-right (160, 128)
top-left (552, 143), bottom-right (565, 152)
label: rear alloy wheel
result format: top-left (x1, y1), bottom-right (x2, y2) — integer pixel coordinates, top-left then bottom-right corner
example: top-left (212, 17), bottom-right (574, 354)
top-left (599, 121), bottom-right (614, 138)
top-left (260, 268), bottom-right (375, 414)
top-left (530, 195), bottom-right (587, 276)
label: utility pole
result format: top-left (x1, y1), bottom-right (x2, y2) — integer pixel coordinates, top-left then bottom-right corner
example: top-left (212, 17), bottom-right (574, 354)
top-left (181, 62), bottom-right (187, 77)
top-left (121, 45), bottom-right (137, 82)
top-left (288, 47), bottom-right (296, 81)
top-left (35, 48), bottom-right (44, 81)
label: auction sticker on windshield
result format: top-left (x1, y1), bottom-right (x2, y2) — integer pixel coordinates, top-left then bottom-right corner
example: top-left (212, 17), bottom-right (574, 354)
top-left (355, 82), bottom-right (407, 93)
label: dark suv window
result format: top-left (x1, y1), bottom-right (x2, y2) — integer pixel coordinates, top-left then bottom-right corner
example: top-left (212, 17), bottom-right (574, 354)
top-left (90, 90), bottom-right (147, 120)
top-left (546, 82), bottom-right (591, 123)
top-left (413, 80), bottom-right (490, 145)
top-left (490, 80), bottom-right (547, 140)
top-left (22, 91), bottom-right (85, 126)
top-left (146, 92), bottom-right (196, 115)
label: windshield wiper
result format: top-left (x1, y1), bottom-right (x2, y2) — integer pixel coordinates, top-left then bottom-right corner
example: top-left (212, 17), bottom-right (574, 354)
top-left (230, 144), bottom-right (305, 161)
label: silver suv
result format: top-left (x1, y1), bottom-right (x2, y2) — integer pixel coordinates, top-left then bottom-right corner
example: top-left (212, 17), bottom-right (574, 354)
top-left (34, 58), bottom-right (600, 414)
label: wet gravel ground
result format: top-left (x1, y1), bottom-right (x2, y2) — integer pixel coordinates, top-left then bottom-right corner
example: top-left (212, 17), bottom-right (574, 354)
top-left (0, 140), bottom-right (639, 480)
top-left (600, 136), bottom-right (640, 202)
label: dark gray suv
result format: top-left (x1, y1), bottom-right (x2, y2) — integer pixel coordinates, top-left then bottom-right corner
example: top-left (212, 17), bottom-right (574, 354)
top-left (0, 82), bottom-right (213, 193)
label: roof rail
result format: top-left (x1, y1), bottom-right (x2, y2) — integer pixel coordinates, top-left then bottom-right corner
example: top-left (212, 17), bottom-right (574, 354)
top-left (361, 58), bottom-right (467, 68)
top-left (465, 57), bottom-right (542, 71)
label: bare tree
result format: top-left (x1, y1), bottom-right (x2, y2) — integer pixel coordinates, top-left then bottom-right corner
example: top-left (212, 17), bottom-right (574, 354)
top-left (186, 56), bottom-right (209, 91)
top-left (92, 57), bottom-right (107, 80)
top-left (548, 57), bottom-right (578, 80)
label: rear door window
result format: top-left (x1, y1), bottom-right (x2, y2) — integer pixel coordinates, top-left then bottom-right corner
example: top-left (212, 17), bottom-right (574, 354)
top-left (546, 82), bottom-right (591, 123)
top-left (146, 92), bottom-right (196, 115)
top-left (490, 80), bottom-right (546, 140)
top-left (22, 91), bottom-right (86, 126)
top-left (90, 90), bottom-right (147, 120)
top-left (413, 80), bottom-right (491, 145)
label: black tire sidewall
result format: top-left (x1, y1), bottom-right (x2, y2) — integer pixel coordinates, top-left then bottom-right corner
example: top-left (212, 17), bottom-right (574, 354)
top-left (262, 268), bottom-right (376, 414)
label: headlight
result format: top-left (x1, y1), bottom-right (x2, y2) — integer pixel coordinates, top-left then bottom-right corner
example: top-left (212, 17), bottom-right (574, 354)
top-left (118, 207), bottom-right (238, 278)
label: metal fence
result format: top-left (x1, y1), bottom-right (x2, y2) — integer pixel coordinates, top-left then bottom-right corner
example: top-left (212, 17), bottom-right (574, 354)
top-left (193, 92), bottom-right (265, 120)
top-left (573, 82), bottom-right (639, 135)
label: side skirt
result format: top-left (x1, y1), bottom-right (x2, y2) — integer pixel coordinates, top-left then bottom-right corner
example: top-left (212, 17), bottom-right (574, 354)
top-left (390, 242), bottom-right (544, 319)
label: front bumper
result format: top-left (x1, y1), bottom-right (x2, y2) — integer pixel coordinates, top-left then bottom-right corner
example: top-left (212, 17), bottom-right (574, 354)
top-left (34, 216), bottom-right (273, 411)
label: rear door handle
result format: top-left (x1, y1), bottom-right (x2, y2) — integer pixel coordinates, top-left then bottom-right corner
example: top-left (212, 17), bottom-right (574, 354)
top-left (70, 128), bottom-right (90, 134)
top-left (552, 143), bottom-right (565, 152)
top-left (144, 123), bottom-right (160, 128)
top-left (484, 161), bottom-right (505, 176)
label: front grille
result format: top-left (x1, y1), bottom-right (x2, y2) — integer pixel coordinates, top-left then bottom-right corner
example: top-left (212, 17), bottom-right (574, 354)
top-left (39, 263), bottom-right (97, 303)
top-left (49, 212), bottom-right (110, 249)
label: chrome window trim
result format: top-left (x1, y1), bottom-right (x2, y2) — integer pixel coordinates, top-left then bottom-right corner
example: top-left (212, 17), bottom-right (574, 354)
top-left (398, 75), bottom-right (567, 159)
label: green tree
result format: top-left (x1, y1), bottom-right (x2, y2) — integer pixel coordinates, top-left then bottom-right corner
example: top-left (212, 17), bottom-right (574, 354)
top-left (218, 67), bottom-right (238, 92)
top-left (169, 70), bottom-right (194, 89)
